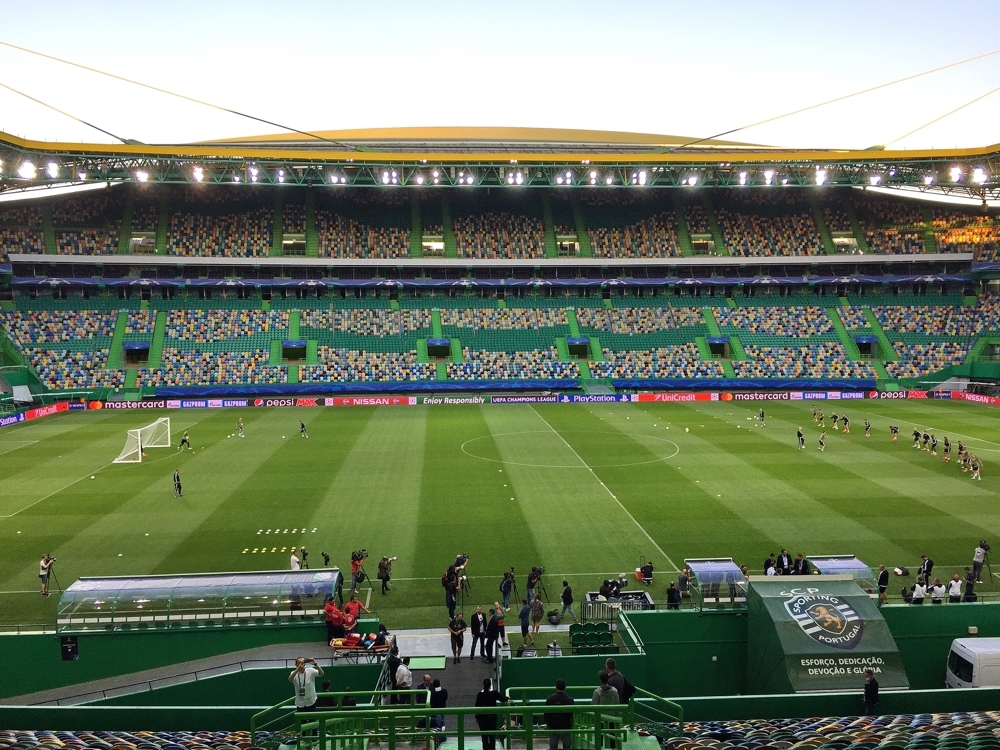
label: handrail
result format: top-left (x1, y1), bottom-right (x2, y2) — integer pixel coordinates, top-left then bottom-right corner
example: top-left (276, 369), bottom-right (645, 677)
top-left (632, 686), bottom-right (684, 737)
top-left (251, 689), bottom-right (429, 746)
top-left (293, 700), bottom-right (634, 750)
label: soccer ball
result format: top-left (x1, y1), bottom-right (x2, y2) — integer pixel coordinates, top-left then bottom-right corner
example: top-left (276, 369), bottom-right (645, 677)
top-left (227, 435), bottom-right (232, 438)
top-left (90, 476), bottom-right (95, 480)
top-left (685, 427), bottom-right (689, 433)
top-left (282, 436), bottom-right (286, 439)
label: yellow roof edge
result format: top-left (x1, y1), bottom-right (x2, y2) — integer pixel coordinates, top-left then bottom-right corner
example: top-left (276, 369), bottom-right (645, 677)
top-left (2, 130), bottom-right (998, 164)
top-left (194, 126), bottom-right (768, 149)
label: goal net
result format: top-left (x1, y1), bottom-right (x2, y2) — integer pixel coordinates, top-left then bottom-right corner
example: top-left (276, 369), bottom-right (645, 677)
top-left (113, 417), bottom-right (171, 464)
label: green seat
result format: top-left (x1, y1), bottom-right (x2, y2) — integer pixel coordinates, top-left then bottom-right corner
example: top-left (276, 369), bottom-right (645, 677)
top-left (586, 632), bottom-right (600, 646)
top-left (582, 622), bottom-right (597, 633)
top-left (569, 623), bottom-right (583, 636)
top-left (599, 631), bottom-right (613, 646)
top-left (571, 632), bottom-right (586, 647)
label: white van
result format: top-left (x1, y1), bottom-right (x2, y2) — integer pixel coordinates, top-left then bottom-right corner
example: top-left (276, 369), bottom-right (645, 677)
top-left (945, 638), bottom-right (1000, 688)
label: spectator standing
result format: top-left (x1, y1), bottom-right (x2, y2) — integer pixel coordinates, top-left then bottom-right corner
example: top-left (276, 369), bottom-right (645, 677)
top-left (666, 582), bottom-right (681, 610)
top-left (930, 578), bottom-right (946, 604)
top-left (863, 669), bottom-right (879, 715)
top-left (494, 601), bottom-right (508, 647)
top-left (430, 678), bottom-right (448, 746)
top-left (316, 680), bottom-right (336, 709)
top-left (910, 578), bottom-right (927, 604)
top-left (446, 579), bottom-right (458, 620)
top-left (527, 567), bottom-right (541, 603)
top-left (519, 598), bottom-right (533, 645)
top-left (605, 659), bottom-right (635, 704)
top-left (948, 573), bottom-right (963, 603)
top-left (449, 611), bottom-right (467, 664)
top-left (288, 657), bottom-right (324, 712)
top-left (485, 608), bottom-right (500, 663)
top-left (763, 553), bottom-right (777, 574)
top-left (778, 549), bottom-right (792, 576)
top-left (919, 555), bottom-right (934, 582)
top-left (500, 572), bottom-right (513, 610)
top-left (386, 646), bottom-right (401, 703)
top-left (560, 581), bottom-right (577, 622)
top-left (469, 605), bottom-right (487, 660)
top-left (877, 565), bottom-right (889, 604)
top-left (290, 549), bottom-right (301, 571)
top-left (592, 670), bottom-right (619, 705)
top-left (341, 687), bottom-right (356, 708)
top-left (530, 594), bottom-right (544, 640)
top-left (792, 554), bottom-right (807, 575)
top-left (964, 567), bottom-right (977, 602)
top-left (474, 677), bottom-right (508, 750)
top-left (395, 657), bottom-right (413, 698)
top-left (545, 679), bottom-right (575, 750)
top-left (677, 568), bottom-right (690, 599)
top-left (377, 556), bottom-right (392, 595)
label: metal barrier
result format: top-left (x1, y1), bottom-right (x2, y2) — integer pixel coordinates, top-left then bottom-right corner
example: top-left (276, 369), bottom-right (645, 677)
top-left (291, 691), bottom-right (635, 750)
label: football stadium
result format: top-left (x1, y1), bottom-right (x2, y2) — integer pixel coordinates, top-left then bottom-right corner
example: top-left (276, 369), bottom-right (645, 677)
top-left (3, 30), bottom-right (1000, 750)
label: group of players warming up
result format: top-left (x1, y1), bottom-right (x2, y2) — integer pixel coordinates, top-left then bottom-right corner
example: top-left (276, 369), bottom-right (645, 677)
top-left (784, 405), bottom-right (984, 479)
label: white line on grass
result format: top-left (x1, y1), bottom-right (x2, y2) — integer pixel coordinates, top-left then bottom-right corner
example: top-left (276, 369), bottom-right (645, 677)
top-left (0, 441), bottom-right (38, 456)
top-left (0, 461), bottom-right (114, 519)
top-left (528, 406), bottom-right (679, 572)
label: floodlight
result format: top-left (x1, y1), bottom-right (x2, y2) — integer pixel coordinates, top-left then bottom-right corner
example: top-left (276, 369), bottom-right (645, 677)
top-left (17, 161), bottom-right (36, 179)
top-left (605, 176), bottom-right (613, 185)
top-left (135, 169), bottom-right (149, 182)
top-left (972, 168), bottom-right (988, 185)
top-left (193, 166), bottom-right (204, 182)
top-left (686, 175), bottom-right (698, 186)
top-left (565, 171), bottom-right (572, 179)
top-left (739, 172), bottom-right (748, 186)
top-left (432, 170), bottom-right (440, 177)
top-left (465, 176), bottom-right (474, 185)
top-left (638, 170), bottom-right (647, 186)
top-left (416, 174), bottom-right (425, 185)
top-left (950, 166), bottom-right (962, 182)
top-left (232, 174), bottom-right (241, 182)
top-left (515, 171), bottom-right (523, 185)
top-left (869, 175), bottom-right (881, 186)
top-left (815, 169), bottom-right (826, 186)
top-left (46, 162), bottom-right (59, 179)
top-left (924, 174), bottom-right (934, 185)
top-left (556, 177), bottom-right (564, 184)
top-left (763, 169), bottom-right (774, 186)
top-left (590, 171), bottom-right (597, 178)
top-left (382, 171), bottom-right (390, 184)
top-left (277, 169), bottom-right (285, 184)
top-left (78, 171), bottom-right (87, 180)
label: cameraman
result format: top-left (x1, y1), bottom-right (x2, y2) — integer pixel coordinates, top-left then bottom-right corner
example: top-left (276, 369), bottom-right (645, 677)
top-left (39, 554), bottom-right (55, 597)
top-left (973, 542), bottom-right (988, 583)
top-left (526, 567), bottom-right (541, 603)
top-left (350, 552), bottom-right (365, 592)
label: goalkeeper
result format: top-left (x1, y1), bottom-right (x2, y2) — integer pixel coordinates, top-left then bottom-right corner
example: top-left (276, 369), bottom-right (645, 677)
top-left (178, 429), bottom-right (191, 451)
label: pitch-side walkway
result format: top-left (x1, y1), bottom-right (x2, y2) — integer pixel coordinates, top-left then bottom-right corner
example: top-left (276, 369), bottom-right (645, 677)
top-left (0, 623), bottom-right (573, 707)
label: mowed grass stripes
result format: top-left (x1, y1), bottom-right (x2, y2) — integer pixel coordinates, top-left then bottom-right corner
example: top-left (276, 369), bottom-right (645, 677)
top-left (0, 400), bottom-right (996, 628)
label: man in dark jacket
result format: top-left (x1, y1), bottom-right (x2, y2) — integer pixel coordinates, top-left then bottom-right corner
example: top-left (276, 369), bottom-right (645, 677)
top-left (863, 669), bottom-right (879, 715)
top-left (474, 677), bottom-right (508, 750)
top-left (386, 646), bottom-right (401, 703)
top-left (792, 554), bottom-right (808, 576)
top-left (545, 678), bottom-right (575, 750)
top-left (469, 606), bottom-right (487, 660)
top-left (778, 549), bottom-right (792, 576)
top-left (605, 658), bottom-right (635, 703)
top-left (560, 581), bottom-right (577, 622)
top-left (919, 555), bottom-right (934, 582)
top-left (485, 608), bottom-right (501, 663)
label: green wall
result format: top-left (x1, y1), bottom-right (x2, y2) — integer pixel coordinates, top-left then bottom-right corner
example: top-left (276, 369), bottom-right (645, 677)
top-left (501, 652), bottom-right (646, 695)
top-left (881, 602), bottom-right (1000, 689)
top-left (625, 609), bottom-right (749, 697)
top-left (92, 663), bottom-right (382, 706)
top-left (0, 623), bottom-right (331, 699)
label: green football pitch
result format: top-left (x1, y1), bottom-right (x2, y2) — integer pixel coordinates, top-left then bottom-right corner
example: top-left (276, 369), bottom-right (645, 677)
top-left (0, 399), bottom-right (997, 629)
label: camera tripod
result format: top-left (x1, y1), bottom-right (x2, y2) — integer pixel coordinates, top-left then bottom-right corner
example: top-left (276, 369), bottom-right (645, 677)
top-left (984, 552), bottom-right (993, 584)
top-left (537, 576), bottom-right (550, 603)
top-left (355, 561), bottom-right (374, 595)
top-left (507, 571), bottom-right (519, 608)
top-left (47, 564), bottom-right (61, 595)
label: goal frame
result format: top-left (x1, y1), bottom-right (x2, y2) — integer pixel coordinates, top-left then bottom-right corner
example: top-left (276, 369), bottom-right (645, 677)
top-left (113, 417), bottom-right (171, 463)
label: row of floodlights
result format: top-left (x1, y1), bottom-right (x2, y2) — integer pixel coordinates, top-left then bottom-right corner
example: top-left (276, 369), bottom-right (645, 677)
top-left (0, 160), bottom-right (992, 187)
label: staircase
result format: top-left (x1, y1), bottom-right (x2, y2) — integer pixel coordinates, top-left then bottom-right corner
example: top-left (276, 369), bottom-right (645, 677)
top-left (701, 194), bottom-right (729, 255)
top-left (442, 194), bottom-right (457, 258)
top-left (147, 312), bottom-right (166, 369)
top-left (826, 307), bottom-right (862, 360)
top-left (106, 311), bottom-right (129, 369)
top-left (809, 195), bottom-right (838, 255)
top-left (569, 194), bottom-right (593, 257)
top-left (541, 194), bottom-right (558, 259)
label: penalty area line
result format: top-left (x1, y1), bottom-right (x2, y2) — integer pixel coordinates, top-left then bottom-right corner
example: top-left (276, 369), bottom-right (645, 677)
top-left (0, 461), bottom-right (114, 519)
top-left (528, 406), bottom-right (680, 572)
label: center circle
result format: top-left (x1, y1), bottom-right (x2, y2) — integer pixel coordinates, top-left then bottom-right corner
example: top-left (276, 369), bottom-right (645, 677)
top-left (460, 430), bottom-right (680, 468)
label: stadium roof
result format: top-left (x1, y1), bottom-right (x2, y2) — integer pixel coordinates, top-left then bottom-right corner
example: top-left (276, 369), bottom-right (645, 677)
top-left (0, 127), bottom-right (997, 199)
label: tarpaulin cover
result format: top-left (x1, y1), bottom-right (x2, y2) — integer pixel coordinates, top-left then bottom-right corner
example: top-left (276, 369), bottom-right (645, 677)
top-left (566, 337), bottom-right (590, 345)
top-left (706, 337), bottom-right (730, 344)
top-left (426, 338), bottom-right (451, 346)
top-left (155, 380), bottom-right (578, 397)
top-left (282, 340), bottom-right (307, 348)
top-left (853, 336), bottom-right (879, 344)
top-left (612, 379), bottom-right (875, 390)
top-left (122, 341), bottom-right (151, 350)
top-left (746, 578), bottom-right (908, 694)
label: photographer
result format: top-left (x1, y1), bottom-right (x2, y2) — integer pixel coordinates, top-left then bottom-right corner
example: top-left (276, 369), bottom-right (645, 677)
top-left (39, 554), bottom-right (55, 597)
top-left (288, 656), bottom-right (324, 712)
top-left (378, 556), bottom-right (397, 595)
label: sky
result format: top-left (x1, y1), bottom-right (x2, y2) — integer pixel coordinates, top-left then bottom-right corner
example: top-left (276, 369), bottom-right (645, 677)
top-left (0, 0), bottom-right (998, 150)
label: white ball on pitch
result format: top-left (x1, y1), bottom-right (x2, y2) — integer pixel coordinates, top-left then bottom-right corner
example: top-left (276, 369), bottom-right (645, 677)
top-left (90, 475), bottom-right (95, 480)
top-left (282, 436), bottom-right (286, 439)
top-left (685, 427), bottom-right (689, 432)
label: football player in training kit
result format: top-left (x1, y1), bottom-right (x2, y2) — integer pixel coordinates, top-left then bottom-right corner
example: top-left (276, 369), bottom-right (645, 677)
top-left (864, 419), bottom-right (871, 438)
top-left (890, 425), bottom-right (899, 441)
top-left (943, 437), bottom-right (951, 462)
top-left (912, 427), bottom-right (921, 447)
top-left (818, 431), bottom-right (827, 452)
top-left (841, 415), bottom-right (850, 434)
top-left (797, 427), bottom-right (805, 450)
top-left (831, 412), bottom-right (839, 431)
top-left (931, 435), bottom-right (938, 456)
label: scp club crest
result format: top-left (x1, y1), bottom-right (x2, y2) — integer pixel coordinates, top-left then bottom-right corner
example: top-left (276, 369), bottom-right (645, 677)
top-left (785, 594), bottom-right (863, 650)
